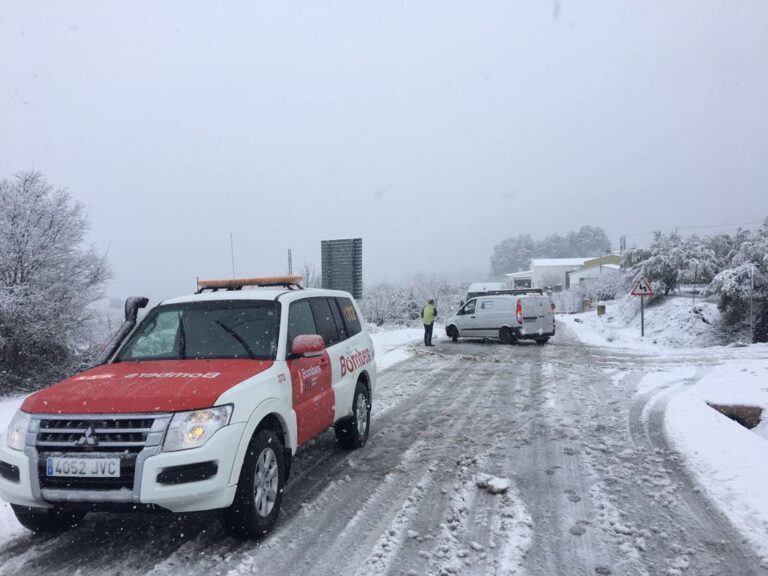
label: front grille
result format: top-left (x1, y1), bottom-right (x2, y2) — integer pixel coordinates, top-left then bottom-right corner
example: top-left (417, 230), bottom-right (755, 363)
top-left (37, 417), bottom-right (154, 449)
top-left (33, 414), bottom-right (170, 496)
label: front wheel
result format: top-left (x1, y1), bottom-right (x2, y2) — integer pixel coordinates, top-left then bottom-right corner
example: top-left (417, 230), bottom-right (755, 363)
top-left (335, 382), bottom-right (371, 449)
top-left (447, 326), bottom-right (459, 343)
top-left (222, 428), bottom-right (285, 540)
top-left (11, 504), bottom-right (86, 533)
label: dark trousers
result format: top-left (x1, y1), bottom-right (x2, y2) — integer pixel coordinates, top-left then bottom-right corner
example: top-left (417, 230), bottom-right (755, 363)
top-left (424, 323), bottom-right (434, 346)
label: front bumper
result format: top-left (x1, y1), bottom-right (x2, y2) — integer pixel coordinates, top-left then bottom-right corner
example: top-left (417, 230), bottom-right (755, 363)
top-left (0, 421), bottom-right (244, 514)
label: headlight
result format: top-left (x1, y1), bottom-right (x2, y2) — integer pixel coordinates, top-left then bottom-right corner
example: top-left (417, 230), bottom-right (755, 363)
top-left (6, 411), bottom-right (31, 451)
top-left (163, 405), bottom-right (232, 452)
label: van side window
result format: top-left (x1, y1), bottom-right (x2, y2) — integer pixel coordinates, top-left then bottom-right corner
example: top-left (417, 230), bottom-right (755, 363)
top-left (310, 298), bottom-right (341, 346)
top-left (287, 300), bottom-right (318, 350)
top-left (337, 297), bottom-right (362, 336)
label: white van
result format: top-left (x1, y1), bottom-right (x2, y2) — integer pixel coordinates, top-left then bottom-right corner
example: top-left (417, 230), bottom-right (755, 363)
top-left (445, 294), bottom-right (555, 345)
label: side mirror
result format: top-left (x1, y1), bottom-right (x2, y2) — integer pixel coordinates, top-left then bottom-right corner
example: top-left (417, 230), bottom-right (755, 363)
top-left (291, 334), bottom-right (325, 358)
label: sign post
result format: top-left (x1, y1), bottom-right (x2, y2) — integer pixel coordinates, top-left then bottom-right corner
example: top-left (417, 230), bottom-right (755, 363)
top-left (631, 276), bottom-right (655, 337)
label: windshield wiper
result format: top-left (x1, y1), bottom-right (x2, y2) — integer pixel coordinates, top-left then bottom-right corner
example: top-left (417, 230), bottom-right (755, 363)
top-left (178, 313), bottom-right (187, 359)
top-left (214, 320), bottom-right (257, 359)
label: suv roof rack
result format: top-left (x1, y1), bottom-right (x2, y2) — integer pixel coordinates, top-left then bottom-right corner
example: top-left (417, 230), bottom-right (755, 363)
top-left (196, 275), bottom-right (305, 293)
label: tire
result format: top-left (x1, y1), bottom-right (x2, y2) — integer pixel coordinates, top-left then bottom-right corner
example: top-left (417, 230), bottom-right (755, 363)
top-left (222, 428), bottom-right (285, 540)
top-left (535, 336), bottom-right (550, 346)
top-left (335, 381), bottom-right (371, 449)
top-left (499, 327), bottom-right (514, 345)
top-left (447, 326), bottom-right (459, 343)
top-left (11, 504), bottom-right (86, 533)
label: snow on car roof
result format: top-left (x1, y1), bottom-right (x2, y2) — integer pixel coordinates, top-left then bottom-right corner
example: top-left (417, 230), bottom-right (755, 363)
top-left (161, 287), bottom-right (349, 305)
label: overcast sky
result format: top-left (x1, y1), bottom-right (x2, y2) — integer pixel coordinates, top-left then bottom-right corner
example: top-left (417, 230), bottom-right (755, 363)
top-left (2, 0), bottom-right (767, 302)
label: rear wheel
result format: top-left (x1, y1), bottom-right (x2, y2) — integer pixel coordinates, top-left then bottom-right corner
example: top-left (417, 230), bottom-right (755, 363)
top-left (535, 336), bottom-right (550, 346)
top-left (335, 381), bottom-right (371, 449)
top-left (11, 504), bottom-right (86, 533)
top-left (222, 428), bottom-right (285, 540)
top-left (499, 327), bottom-right (515, 345)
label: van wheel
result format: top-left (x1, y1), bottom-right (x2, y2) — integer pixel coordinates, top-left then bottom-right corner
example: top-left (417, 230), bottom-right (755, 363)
top-left (222, 428), bottom-right (285, 540)
top-left (499, 327), bottom-right (514, 345)
top-left (335, 382), bottom-right (371, 449)
top-left (11, 504), bottom-right (86, 533)
top-left (448, 326), bottom-right (459, 342)
top-left (535, 336), bottom-right (549, 346)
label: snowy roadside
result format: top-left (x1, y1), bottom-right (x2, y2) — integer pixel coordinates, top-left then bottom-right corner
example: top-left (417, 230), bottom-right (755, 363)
top-left (664, 359), bottom-right (768, 563)
top-left (563, 295), bottom-right (725, 351)
top-left (566, 307), bottom-right (768, 564)
top-left (368, 326), bottom-right (425, 372)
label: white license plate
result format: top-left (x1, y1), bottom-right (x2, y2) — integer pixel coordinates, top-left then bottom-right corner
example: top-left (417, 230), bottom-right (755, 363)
top-left (46, 457), bottom-right (120, 478)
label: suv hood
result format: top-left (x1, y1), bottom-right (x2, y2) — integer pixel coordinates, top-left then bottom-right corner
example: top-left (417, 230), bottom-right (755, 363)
top-left (22, 359), bottom-right (274, 414)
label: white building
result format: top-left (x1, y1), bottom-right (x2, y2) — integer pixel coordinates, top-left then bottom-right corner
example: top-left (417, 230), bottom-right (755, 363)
top-left (506, 257), bottom-right (596, 291)
top-left (567, 263), bottom-right (621, 287)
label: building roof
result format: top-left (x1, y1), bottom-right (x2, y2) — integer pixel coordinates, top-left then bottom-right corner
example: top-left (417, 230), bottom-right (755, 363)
top-left (504, 270), bottom-right (533, 279)
top-left (531, 257), bottom-right (595, 268)
top-left (467, 282), bottom-right (507, 292)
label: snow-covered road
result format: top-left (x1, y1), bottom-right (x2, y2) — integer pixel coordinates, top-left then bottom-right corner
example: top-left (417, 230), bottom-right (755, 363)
top-left (0, 325), bottom-right (766, 575)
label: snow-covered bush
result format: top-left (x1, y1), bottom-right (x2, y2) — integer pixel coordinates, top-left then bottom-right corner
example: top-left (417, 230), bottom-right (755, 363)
top-left (0, 172), bottom-right (111, 393)
top-left (624, 232), bottom-right (726, 297)
top-left (361, 275), bottom-right (464, 326)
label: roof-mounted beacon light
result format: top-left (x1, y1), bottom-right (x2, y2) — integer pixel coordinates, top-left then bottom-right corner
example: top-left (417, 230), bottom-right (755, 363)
top-left (196, 275), bottom-right (305, 293)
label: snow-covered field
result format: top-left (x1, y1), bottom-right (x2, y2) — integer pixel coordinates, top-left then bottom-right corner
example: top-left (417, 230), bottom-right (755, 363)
top-left (568, 302), bottom-right (768, 563)
top-left (567, 295), bottom-right (726, 350)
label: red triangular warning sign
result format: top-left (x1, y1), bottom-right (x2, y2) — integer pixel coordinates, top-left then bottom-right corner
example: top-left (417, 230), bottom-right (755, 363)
top-left (631, 276), bottom-right (655, 297)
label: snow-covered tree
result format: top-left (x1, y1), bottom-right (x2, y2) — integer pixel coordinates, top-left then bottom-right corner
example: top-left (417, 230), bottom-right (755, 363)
top-left (0, 171), bottom-right (111, 391)
top-left (622, 232), bottom-right (684, 295)
top-left (709, 219), bottom-right (768, 341)
top-left (490, 226), bottom-right (612, 276)
top-left (361, 275), bottom-right (464, 326)
top-left (490, 234), bottom-right (536, 276)
top-left (566, 226), bottom-right (612, 257)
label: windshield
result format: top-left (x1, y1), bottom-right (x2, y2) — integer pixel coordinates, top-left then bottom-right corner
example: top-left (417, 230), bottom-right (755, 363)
top-left (115, 300), bottom-right (280, 362)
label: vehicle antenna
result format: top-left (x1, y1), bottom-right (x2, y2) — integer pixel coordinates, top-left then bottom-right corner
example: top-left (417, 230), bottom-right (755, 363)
top-left (230, 233), bottom-right (236, 279)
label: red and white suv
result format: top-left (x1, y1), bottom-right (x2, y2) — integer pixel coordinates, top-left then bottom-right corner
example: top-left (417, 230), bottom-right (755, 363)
top-left (0, 277), bottom-right (375, 539)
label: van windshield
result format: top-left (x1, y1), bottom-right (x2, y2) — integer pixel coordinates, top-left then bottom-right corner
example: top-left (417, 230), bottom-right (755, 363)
top-left (114, 300), bottom-right (280, 362)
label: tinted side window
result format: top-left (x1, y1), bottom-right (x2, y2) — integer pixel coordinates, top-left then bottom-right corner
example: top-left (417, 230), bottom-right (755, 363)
top-left (328, 298), bottom-right (349, 342)
top-left (287, 300), bottom-right (318, 349)
top-left (337, 297), bottom-right (362, 336)
top-left (310, 298), bottom-right (341, 346)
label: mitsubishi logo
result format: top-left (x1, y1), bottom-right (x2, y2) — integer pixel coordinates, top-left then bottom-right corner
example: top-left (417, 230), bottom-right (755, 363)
top-left (76, 426), bottom-right (98, 447)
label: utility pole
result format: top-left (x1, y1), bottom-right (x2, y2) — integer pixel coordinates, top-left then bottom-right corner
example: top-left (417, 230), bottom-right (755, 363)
top-left (751, 265), bottom-right (755, 343)
top-left (287, 249), bottom-right (293, 275)
top-left (692, 263), bottom-right (698, 307)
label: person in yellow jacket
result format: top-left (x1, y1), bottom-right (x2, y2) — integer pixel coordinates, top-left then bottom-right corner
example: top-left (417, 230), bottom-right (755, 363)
top-left (421, 299), bottom-right (438, 346)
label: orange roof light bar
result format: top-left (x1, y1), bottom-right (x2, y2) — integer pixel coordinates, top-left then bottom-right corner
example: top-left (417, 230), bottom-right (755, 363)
top-left (196, 275), bottom-right (305, 292)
